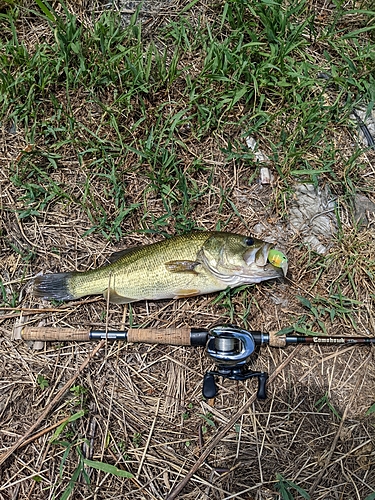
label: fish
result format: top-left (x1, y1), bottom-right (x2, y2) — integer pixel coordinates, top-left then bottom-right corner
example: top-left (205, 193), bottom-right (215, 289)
top-left (33, 231), bottom-right (287, 304)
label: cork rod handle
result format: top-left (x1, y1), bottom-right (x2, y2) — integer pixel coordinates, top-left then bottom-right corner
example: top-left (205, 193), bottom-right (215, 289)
top-left (20, 326), bottom-right (193, 345)
top-left (127, 327), bottom-right (191, 346)
top-left (21, 326), bottom-right (91, 342)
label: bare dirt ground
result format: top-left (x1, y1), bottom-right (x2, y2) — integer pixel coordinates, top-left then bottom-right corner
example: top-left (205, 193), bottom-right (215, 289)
top-left (1, 1), bottom-right (375, 499)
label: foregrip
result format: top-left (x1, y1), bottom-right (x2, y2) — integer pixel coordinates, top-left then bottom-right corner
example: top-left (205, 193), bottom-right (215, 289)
top-left (268, 331), bottom-right (287, 347)
top-left (126, 327), bottom-right (191, 345)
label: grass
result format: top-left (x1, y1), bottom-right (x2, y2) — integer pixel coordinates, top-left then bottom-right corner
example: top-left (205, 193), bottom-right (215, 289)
top-left (275, 473), bottom-right (310, 500)
top-left (2, 0), bottom-right (374, 201)
top-left (49, 409), bottom-right (133, 499)
top-left (281, 293), bottom-right (363, 334)
top-left (1, 0), bottom-right (375, 498)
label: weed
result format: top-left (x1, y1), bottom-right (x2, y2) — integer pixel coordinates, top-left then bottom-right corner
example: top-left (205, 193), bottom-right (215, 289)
top-left (326, 226), bottom-right (375, 299)
top-left (1, 0), bottom-right (374, 240)
top-left (49, 410), bottom-right (86, 443)
top-left (54, 443), bottom-right (133, 499)
top-left (50, 410), bottom-right (133, 498)
top-left (0, 279), bottom-right (19, 308)
top-left (10, 153), bottom-right (71, 220)
top-left (37, 374), bottom-right (49, 390)
top-left (315, 392), bottom-right (342, 420)
top-left (69, 385), bottom-right (88, 407)
top-left (212, 284), bottom-right (258, 324)
top-left (277, 292), bottom-right (362, 336)
top-left (298, 294), bottom-right (361, 332)
top-left (275, 473), bottom-right (310, 499)
top-left (199, 412), bottom-right (216, 434)
top-left (132, 432), bottom-right (142, 447)
top-left (182, 402), bottom-right (194, 420)
top-left (70, 385), bottom-right (87, 396)
top-left (116, 440), bottom-right (130, 461)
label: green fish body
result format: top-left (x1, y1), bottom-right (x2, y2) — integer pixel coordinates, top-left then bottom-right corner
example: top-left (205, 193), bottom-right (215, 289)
top-left (33, 231), bottom-right (286, 304)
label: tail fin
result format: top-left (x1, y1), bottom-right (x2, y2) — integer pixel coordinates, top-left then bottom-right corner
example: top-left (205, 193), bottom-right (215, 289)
top-left (33, 272), bottom-right (76, 301)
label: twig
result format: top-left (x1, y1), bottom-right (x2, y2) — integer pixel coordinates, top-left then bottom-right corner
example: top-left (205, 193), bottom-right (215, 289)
top-left (166, 348), bottom-right (300, 500)
top-left (18, 415), bottom-right (72, 450)
top-left (136, 398), bottom-right (160, 479)
top-left (0, 339), bottom-right (106, 468)
top-left (0, 298), bottom-right (102, 315)
top-left (0, 307), bottom-right (73, 313)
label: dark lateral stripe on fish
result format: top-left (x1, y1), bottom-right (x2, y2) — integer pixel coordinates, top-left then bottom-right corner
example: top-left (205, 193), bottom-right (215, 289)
top-left (33, 272), bottom-right (76, 301)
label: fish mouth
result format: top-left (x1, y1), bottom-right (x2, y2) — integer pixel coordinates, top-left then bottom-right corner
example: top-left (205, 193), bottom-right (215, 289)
top-left (244, 243), bottom-right (271, 267)
top-left (244, 243), bottom-right (287, 277)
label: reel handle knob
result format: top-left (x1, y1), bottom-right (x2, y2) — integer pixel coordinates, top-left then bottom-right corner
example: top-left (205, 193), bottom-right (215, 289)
top-left (202, 373), bottom-right (217, 399)
top-left (256, 372), bottom-right (268, 400)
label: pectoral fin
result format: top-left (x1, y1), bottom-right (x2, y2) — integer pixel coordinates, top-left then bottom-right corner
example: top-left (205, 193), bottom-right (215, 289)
top-left (165, 260), bottom-right (200, 273)
top-left (103, 288), bottom-right (135, 304)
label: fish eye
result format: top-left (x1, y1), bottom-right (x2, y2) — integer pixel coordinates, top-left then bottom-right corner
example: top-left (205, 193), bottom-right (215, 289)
top-left (244, 236), bottom-right (255, 246)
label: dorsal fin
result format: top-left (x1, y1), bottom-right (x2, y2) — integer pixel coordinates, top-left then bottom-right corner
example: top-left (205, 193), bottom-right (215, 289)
top-left (108, 246), bottom-right (139, 263)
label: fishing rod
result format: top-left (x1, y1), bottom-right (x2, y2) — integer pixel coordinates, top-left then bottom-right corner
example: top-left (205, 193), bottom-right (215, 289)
top-left (20, 324), bottom-right (375, 400)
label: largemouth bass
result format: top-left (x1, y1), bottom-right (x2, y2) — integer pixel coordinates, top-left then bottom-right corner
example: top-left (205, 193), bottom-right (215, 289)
top-left (33, 231), bottom-right (287, 304)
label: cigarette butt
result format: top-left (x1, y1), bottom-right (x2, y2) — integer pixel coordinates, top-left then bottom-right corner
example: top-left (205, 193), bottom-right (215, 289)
top-left (260, 167), bottom-right (271, 185)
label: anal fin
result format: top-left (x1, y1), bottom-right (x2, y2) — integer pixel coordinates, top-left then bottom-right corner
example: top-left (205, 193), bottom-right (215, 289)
top-left (103, 288), bottom-right (135, 304)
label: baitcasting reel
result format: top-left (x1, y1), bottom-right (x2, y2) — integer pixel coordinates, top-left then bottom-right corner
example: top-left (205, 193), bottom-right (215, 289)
top-left (202, 325), bottom-right (268, 400)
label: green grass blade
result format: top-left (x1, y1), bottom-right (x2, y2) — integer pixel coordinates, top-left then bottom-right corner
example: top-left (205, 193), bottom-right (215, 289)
top-left (83, 459), bottom-right (133, 478)
top-left (33, 0), bottom-right (57, 22)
